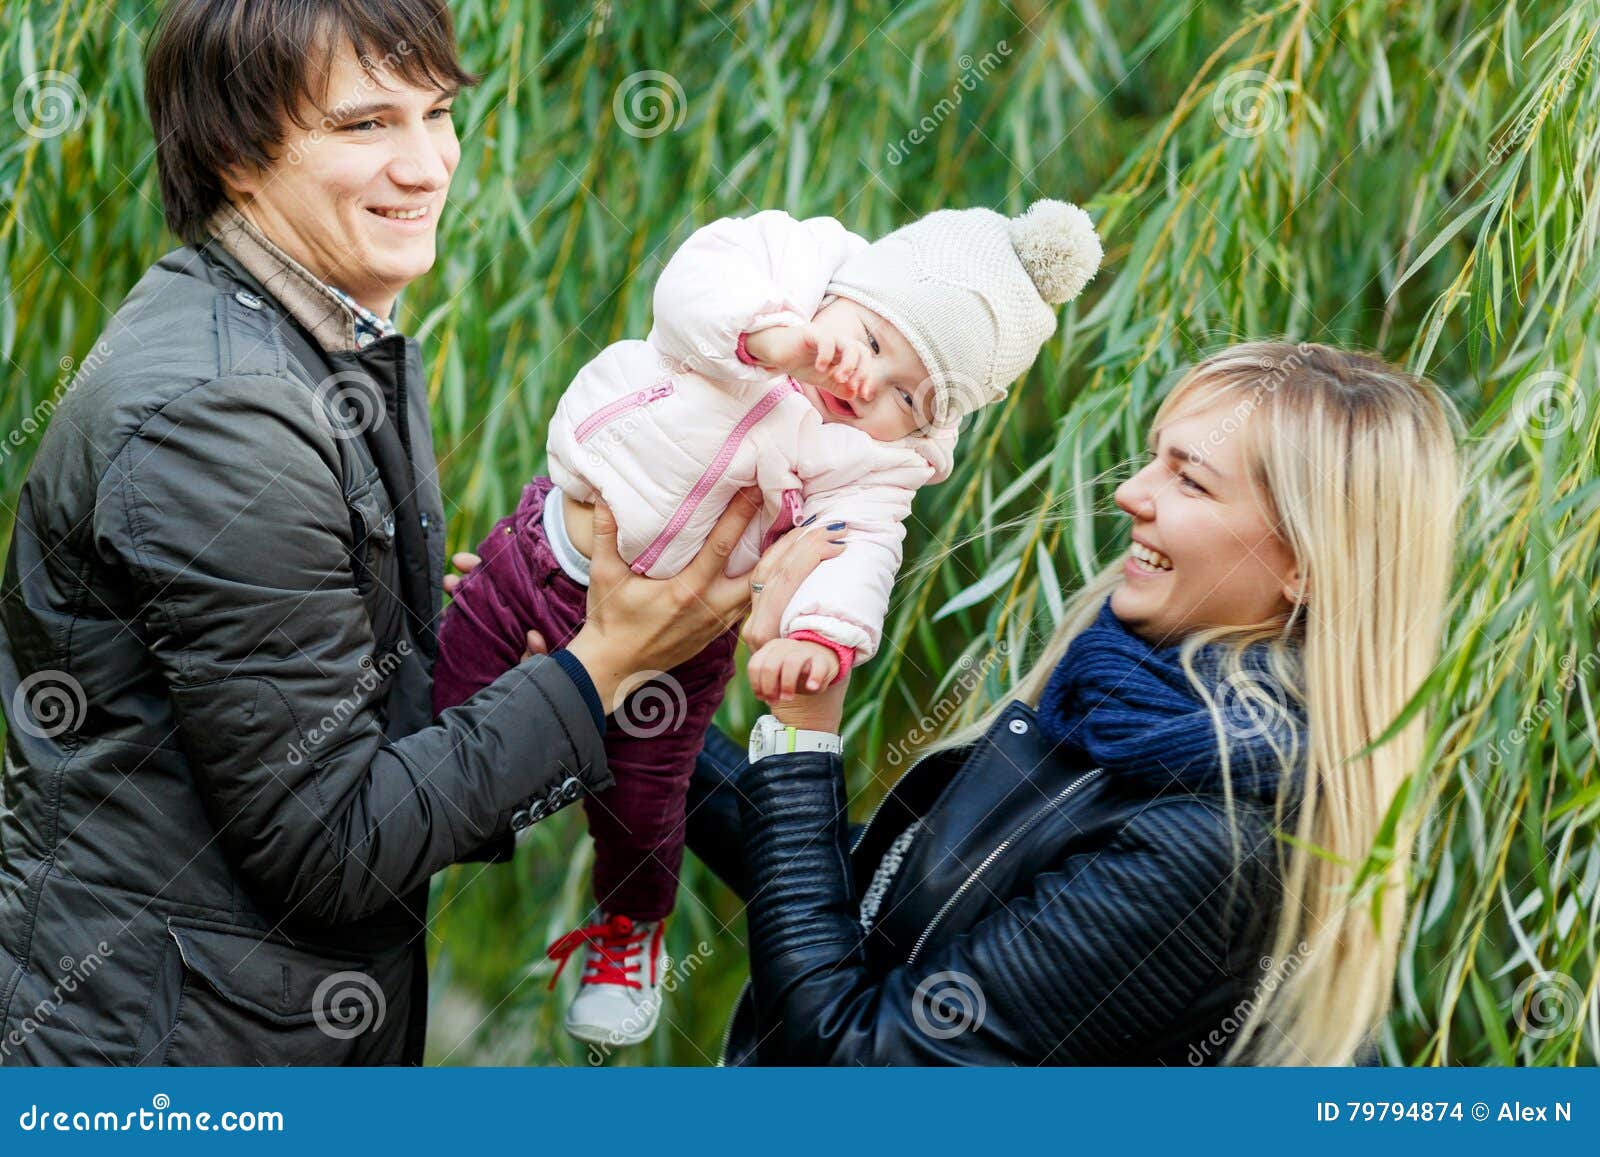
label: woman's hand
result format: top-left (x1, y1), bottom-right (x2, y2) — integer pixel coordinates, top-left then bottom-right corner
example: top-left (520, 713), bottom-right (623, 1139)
top-left (742, 519), bottom-right (847, 651)
top-left (566, 491), bottom-right (760, 712)
top-left (444, 551), bottom-right (546, 659)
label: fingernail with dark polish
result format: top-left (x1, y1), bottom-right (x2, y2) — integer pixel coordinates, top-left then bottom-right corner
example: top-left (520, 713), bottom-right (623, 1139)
top-left (801, 515), bottom-right (817, 526)
top-left (827, 521), bottom-right (845, 530)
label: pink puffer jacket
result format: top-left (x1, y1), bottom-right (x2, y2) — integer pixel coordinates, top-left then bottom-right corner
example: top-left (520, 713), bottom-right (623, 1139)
top-left (546, 210), bottom-right (956, 667)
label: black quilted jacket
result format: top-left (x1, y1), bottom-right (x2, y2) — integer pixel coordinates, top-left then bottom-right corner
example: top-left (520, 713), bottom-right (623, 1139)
top-left (688, 700), bottom-right (1290, 1065)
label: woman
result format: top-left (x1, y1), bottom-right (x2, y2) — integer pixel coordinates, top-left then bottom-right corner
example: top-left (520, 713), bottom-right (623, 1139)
top-left (687, 341), bottom-right (1463, 1065)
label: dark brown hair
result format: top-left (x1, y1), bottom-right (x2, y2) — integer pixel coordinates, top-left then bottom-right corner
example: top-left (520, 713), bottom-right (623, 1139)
top-left (144, 0), bottom-right (479, 244)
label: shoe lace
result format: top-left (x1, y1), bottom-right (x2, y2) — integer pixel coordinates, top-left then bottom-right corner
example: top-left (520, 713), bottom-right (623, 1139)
top-left (545, 914), bottom-right (649, 990)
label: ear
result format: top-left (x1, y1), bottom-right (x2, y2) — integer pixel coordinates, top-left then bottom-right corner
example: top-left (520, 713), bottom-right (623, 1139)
top-left (1281, 566), bottom-right (1309, 607)
top-left (219, 160), bottom-right (261, 199)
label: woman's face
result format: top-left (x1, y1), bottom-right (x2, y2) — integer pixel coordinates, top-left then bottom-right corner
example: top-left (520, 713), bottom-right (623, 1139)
top-left (1110, 392), bottom-right (1304, 645)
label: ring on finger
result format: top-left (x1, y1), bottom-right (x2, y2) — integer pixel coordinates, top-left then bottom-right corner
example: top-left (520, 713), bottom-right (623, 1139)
top-left (751, 582), bottom-right (765, 595)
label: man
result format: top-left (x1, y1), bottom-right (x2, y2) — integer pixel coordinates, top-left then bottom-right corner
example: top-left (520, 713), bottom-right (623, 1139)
top-left (0, 0), bottom-right (751, 1065)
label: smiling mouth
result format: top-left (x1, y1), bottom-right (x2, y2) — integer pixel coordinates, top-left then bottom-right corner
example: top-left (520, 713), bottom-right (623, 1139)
top-left (1128, 541), bottom-right (1174, 576)
top-left (817, 388), bottom-right (857, 419)
top-left (367, 204), bottom-right (433, 223)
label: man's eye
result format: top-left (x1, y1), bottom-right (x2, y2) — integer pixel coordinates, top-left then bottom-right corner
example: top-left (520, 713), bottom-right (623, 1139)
top-left (428, 106), bottom-right (454, 120)
top-left (346, 119), bottom-right (379, 132)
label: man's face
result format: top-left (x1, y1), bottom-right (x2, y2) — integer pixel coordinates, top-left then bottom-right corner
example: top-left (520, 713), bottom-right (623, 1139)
top-left (224, 40), bottom-right (461, 315)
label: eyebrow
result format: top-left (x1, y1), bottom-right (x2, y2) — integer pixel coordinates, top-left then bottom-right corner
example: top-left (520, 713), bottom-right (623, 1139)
top-left (330, 90), bottom-right (456, 121)
top-left (1149, 434), bottom-right (1223, 479)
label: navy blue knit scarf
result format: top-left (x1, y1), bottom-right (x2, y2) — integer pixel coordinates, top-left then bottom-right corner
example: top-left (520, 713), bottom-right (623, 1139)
top-left (1037, 597), bottom-right (1307, 807)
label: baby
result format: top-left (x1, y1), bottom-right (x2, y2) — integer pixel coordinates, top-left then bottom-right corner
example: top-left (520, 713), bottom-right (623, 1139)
top-left (431, 199), bottom-right (1101, 1047)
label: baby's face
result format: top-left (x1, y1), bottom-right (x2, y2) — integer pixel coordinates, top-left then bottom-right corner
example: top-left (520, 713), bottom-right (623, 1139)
top-left (800, 297), bottom-right (934, 441)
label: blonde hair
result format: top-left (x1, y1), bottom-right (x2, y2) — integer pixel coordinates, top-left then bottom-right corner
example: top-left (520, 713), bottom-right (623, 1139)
top-left (928, 341), bottom-right (1462, 1065)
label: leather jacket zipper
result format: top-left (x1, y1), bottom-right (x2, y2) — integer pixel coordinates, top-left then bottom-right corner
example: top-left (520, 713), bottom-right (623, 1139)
top-left (905, 767), bottom-right (1103, 965)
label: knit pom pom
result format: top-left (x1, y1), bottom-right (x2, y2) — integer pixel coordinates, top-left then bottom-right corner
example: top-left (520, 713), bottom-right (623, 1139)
top-left (1009, 200), bottom-right (1103, 304)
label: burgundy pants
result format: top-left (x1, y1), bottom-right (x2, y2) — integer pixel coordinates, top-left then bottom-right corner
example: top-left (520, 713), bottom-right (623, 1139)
top-left (432, 476), bottom-right (738, 920)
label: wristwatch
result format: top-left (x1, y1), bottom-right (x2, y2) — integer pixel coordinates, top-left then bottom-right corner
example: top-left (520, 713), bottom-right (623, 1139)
top-left (748, 713), bottom-right (843, 762)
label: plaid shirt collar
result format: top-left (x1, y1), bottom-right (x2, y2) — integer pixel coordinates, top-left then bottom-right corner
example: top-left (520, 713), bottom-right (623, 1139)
top-left (322, 283), bottom-right (399, 348)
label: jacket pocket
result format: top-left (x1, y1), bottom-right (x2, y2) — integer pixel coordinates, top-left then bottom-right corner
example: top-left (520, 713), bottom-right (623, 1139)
top-left (345, 477), bottom-right (405, 657)
top-left (572, 380), bottom-right (675, 444)
top-left (152, 917), bottom-right (383, 1066)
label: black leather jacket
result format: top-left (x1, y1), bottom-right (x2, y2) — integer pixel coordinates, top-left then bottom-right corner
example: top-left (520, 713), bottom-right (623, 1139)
top-left (688, 701), bottom-right (1289, 1065)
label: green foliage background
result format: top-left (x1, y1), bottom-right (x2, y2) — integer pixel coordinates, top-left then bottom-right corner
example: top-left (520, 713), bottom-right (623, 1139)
top-left (1, 0), bottom-right (1595, 1065)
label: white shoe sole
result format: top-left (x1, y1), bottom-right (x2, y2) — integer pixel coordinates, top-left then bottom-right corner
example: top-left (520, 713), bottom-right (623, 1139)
top-left (565, 1000), bottom-right (660, 1047)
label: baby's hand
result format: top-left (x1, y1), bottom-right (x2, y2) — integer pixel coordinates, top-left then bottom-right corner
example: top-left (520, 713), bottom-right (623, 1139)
top-left (799, 327), bottom-right (873, 399)
top-left (748, 637), bottom-right (841, 701)
top-left (747, 325), bottom-right (871, 398)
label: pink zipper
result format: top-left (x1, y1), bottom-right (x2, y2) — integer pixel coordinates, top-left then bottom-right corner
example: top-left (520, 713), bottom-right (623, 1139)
top-left (759, 488), bottom-right (803, 552)
top-left (630, 381), bottom-right (794, 575)
top-left (574, 380), bottom-right (674, 443)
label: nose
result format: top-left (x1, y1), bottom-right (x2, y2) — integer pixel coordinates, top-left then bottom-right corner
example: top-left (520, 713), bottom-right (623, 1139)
top-left (387, 123), bottom-right (453, 192)
top-left (1114, 460), bottom-right (1157, 521)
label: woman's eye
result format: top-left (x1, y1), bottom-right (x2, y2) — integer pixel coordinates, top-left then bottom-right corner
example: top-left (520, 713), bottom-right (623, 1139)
top-left (1179, 472), bottom-right (1206, 494)
top-left (898, 389), bottom-right (913, 408)
top-left (865, 331), bottom-right (880, 354)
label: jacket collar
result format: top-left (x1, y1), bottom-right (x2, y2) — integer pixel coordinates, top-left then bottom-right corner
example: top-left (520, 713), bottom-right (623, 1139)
top-left (205, 201), bottom-right (365, 353)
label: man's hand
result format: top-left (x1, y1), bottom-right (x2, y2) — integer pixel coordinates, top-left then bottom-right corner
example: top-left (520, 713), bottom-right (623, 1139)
top-left (565, 490), bottom-right (759, 712)
top-left (749, 637), bottom-right (840, 701)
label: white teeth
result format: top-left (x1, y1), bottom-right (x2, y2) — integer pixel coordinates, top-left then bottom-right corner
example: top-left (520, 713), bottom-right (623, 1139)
top-left (1130, 542), bottom-right (1173, 571)
top-left (375, 207), bottom-right (428, 220)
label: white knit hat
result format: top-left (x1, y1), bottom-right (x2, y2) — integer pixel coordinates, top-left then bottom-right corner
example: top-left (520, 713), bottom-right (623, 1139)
top-left (826, 199), bottom-right (1102, 425)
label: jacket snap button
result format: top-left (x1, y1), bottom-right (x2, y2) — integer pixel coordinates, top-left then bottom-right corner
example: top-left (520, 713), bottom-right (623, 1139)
top-left (1008, 718), bottom-right (1029, 735)
top-left (234, 289), bottom-right (263, 310)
